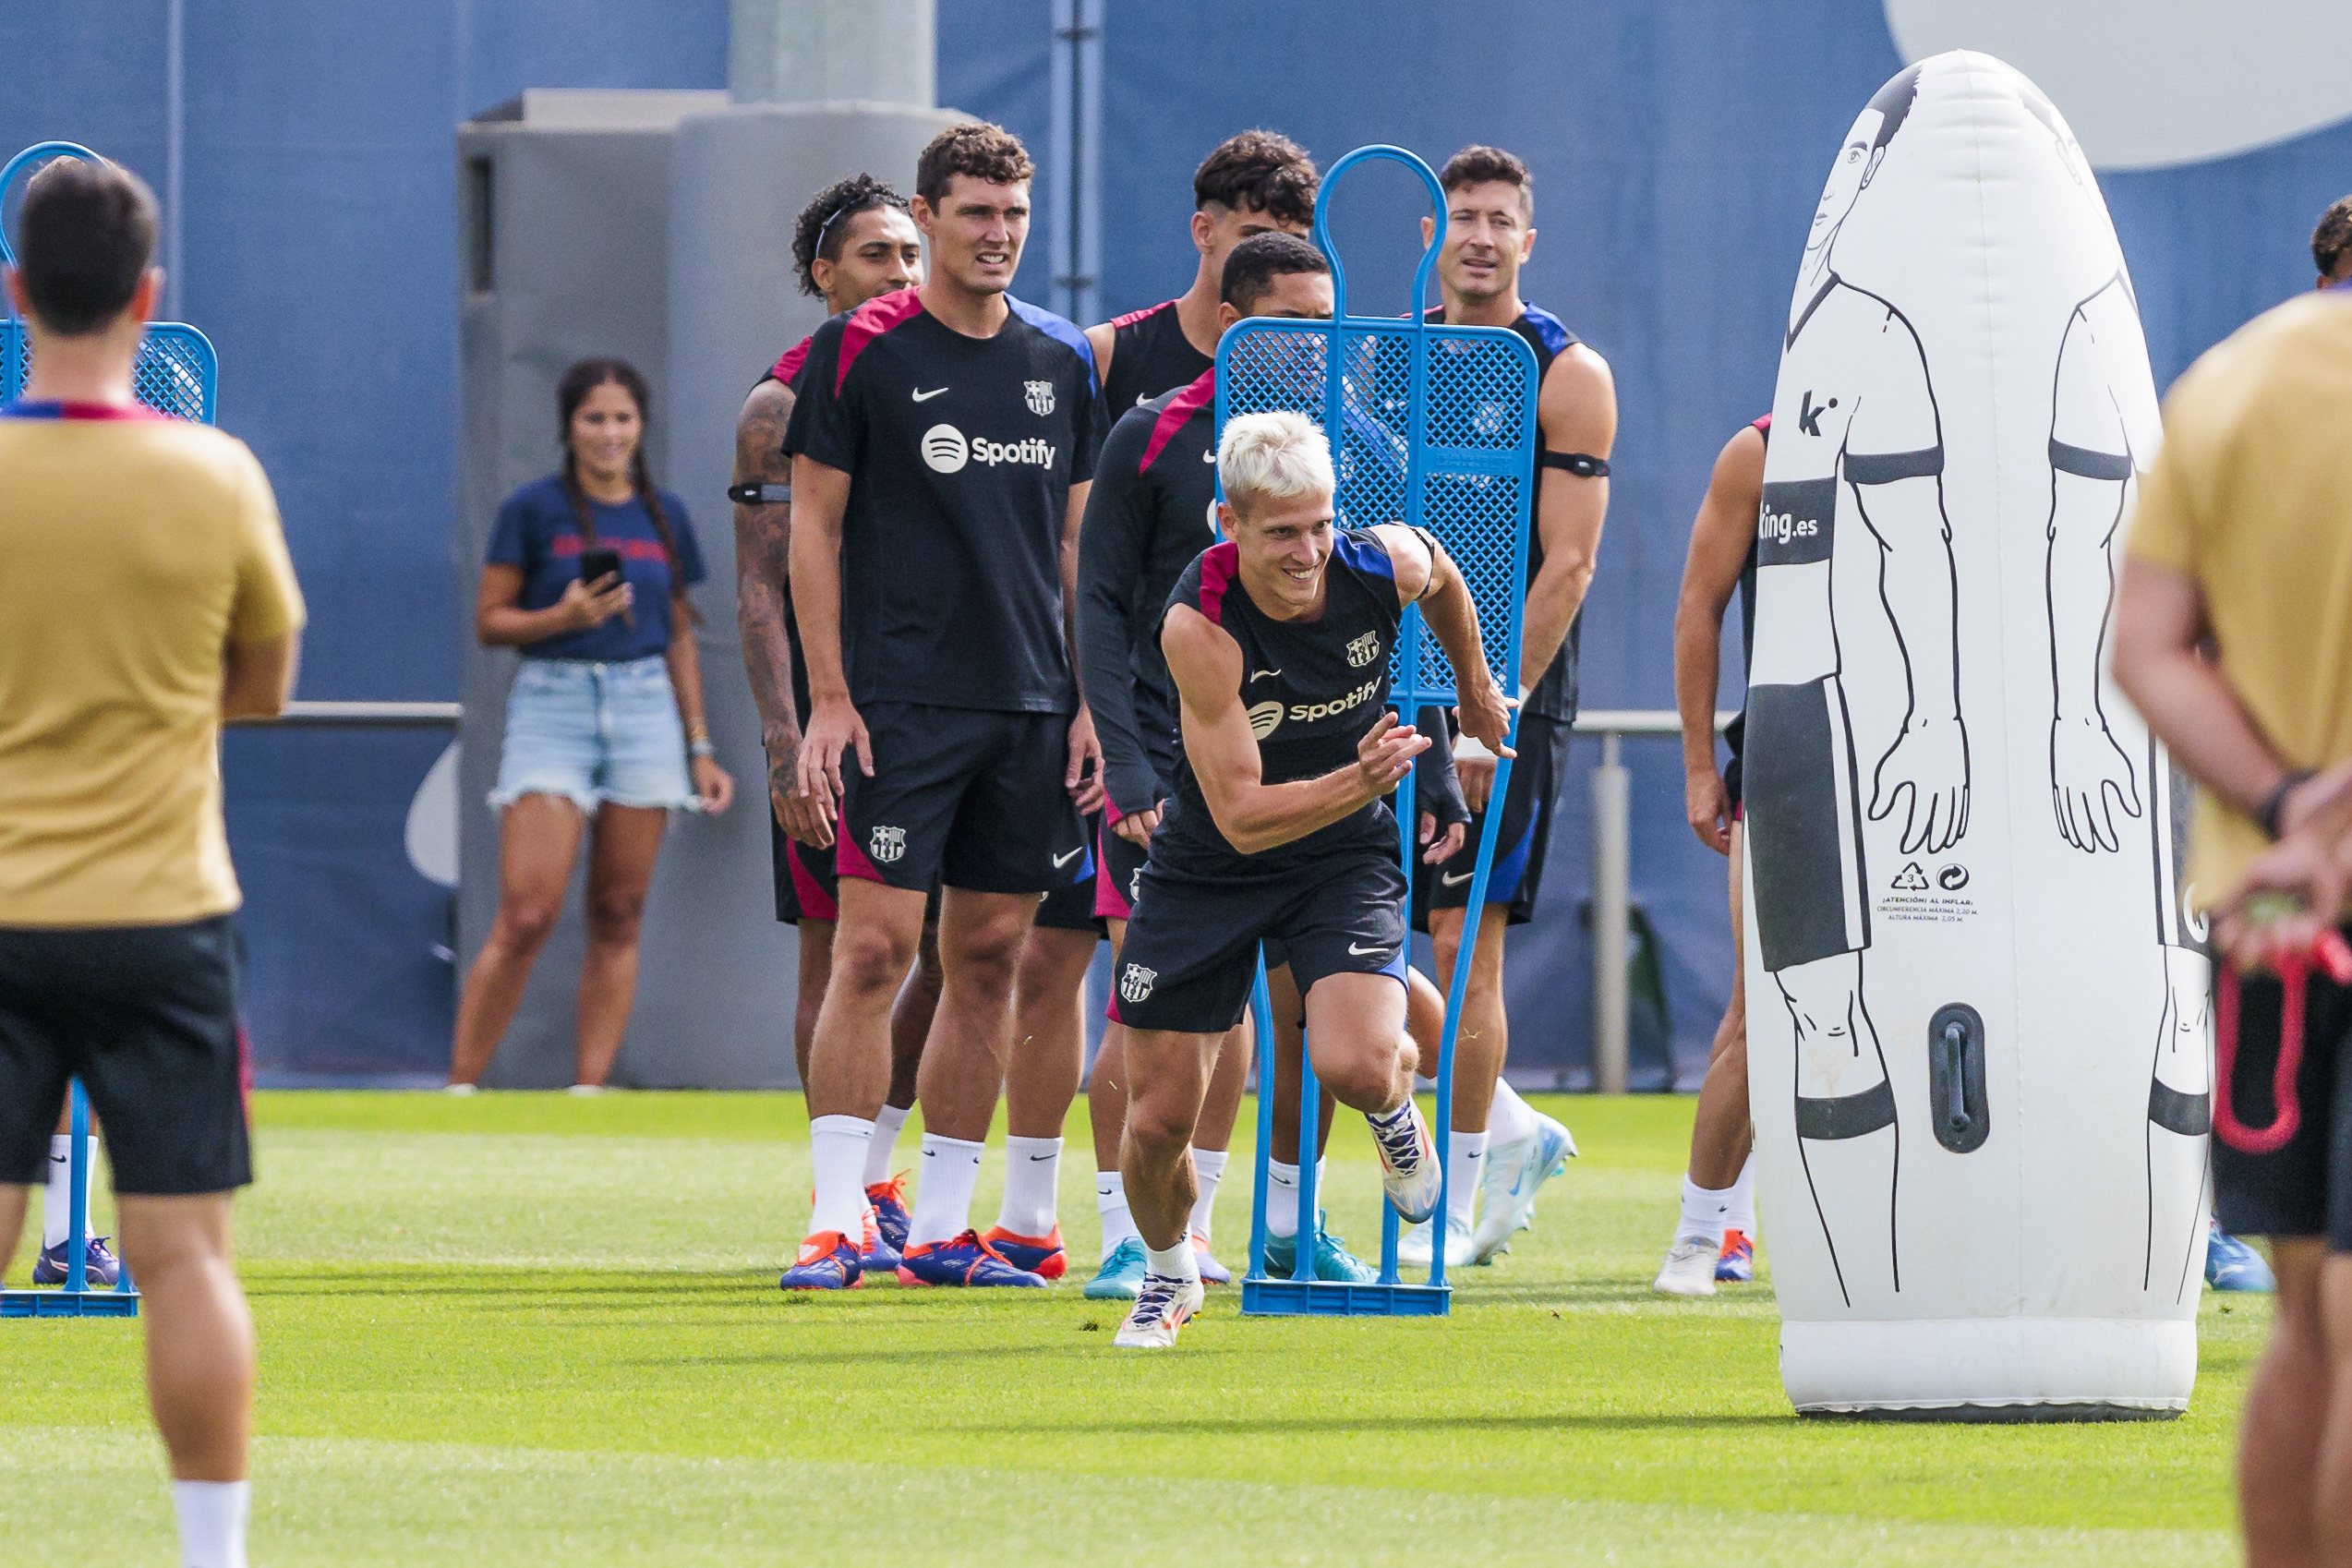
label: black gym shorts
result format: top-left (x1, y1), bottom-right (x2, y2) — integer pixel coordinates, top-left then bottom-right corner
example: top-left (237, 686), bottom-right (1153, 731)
top-left (1094, 814), bottom-right (1150, 923)
top-left (1110, 850), bottom-right (1409, 1035)
top-left (0, 916), bottom-right (251, 1196)
top-left (2213, 949), bottom-right (2352, 1251)
top-left (1414, 712), bottom-right (1570, 931)
top-left (836, 703), bottom-right (1089, 897)
top-left (1034, 813), bottom-right (1106, 936)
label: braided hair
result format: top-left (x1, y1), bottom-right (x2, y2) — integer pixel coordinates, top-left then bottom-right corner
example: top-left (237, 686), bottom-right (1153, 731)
top-left (555, 357), bottom-right (697, 624)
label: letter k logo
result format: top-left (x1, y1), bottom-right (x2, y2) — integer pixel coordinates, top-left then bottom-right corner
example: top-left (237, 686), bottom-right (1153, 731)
top-left (1800, 390), bottom-right (1827, 439)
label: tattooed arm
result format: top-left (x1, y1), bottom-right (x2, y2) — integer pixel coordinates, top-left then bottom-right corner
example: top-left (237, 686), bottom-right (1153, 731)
top-left (733, 377), bottom-right (829, 846)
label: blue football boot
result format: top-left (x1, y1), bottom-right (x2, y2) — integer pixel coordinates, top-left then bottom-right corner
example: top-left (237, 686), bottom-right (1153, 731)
top-left (1260, 1212), bottom-right (1378, 1284)
top-left (1085, 1236), bottom-right (1148, 1300)
top-left (778, 1231), bottom-right (862, 1291)
top-left (865, 1175), bottom-right (911, 1255)
top-left (896, 1229), bottom-right (1046, 1288)
top-left (32, 1235), bottom-right (120, 1287)
top-left (1715, 1228), bottom-right (1755, 1283)
top-left (2206, 1219), bottom-right (2275, 1293)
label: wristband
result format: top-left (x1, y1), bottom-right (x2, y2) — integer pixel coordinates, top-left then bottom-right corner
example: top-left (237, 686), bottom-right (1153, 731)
top-left (1454, 733), bottom-right (1494, 763)
top-left (688, 738), bottom-right (717, 759)
top-left (2258, 767), bottom-right (2318, 839)
top-left (728, 481), bottom-right (790, 506)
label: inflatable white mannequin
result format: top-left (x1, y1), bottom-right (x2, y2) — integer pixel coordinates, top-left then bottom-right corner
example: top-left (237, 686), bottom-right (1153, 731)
top-left (1743, 50), bottom-right (2206, 1417)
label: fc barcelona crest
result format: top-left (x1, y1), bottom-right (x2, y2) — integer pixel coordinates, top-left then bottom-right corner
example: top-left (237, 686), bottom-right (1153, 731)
top-left (1119, 963), bottom-right (1156, 1004)
top-left (1346, 632), bottom-right (1381, 669)
top-left (869, 825), bottom-right (907, 864)
top-left (1025, 380), bottom-right (1055, 416)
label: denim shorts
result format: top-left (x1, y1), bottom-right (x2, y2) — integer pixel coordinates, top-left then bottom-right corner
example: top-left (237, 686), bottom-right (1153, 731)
top-left (490, 656), bottom-right (696, 814)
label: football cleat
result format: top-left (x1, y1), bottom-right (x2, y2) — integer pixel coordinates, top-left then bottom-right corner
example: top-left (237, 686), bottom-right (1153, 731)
top-left (1191, 1233), bottom-right (1232, 1285)
top-left (2205, 1219), bottom-right (2275, 1293)
top-left (1715, 1228), bottom-right (1755, 1283)
top-left (1398, 1212), bottom-right (1478, 1268)
top-left (897, 1229), bottom-right (1047, 1288)
top-left (1113, 1272), bottom-right (1205, 1348)
top-left (31, 1235), bottom-right (120, 1287)
top-left (864, 1174), bottom-right (911, 1254)
top-left (778, 1230), bottom-right (862, 1291)
top-left (982, 1224), bottom-right (1067, 1280)
top-left (1368, 1102), bottom-right (1442, 1224)
top-left (1471, 1111), bottom-right (1577, 1263)
top-left (1261, 1213), bottom-right (1379, 1285)
top-left (856, 1202), bottom-right (901, 1275)
top-left (1653, 1237), bottom-right (1719, 1297)
top-left (1084, 1236), bottom-right (1147, 1300)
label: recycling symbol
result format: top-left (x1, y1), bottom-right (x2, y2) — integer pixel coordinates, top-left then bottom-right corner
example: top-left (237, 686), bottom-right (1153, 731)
top-left (1890, 862), bottom-right (1930, 891)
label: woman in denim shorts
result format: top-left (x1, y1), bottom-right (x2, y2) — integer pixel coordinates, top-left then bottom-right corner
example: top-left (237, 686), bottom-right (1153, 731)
top-left (450, 358), bottom-right (734, 1090)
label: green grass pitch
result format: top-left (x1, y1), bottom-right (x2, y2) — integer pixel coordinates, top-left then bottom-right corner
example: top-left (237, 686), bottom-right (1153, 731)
top-left (3, 1092), bottom-right (2254, 1564)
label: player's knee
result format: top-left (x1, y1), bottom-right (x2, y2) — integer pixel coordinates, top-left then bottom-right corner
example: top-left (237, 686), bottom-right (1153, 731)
top-left (946, 925), bottom-right (1025, 992)
top-left (1318, 1041), bottom-right (1403, 1109)
top-left (832, 924), bottom-right (917, 1000)
top-left (1124, 1087), bottom-right (1198, 1155)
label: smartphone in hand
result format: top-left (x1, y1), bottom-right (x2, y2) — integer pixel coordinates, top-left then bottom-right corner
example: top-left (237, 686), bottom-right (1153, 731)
top-left (578, 547), bottom-right (624, 585)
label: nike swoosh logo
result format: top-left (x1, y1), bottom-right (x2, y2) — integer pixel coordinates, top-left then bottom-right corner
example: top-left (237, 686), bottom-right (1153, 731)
top-left (1248, 669), bottom-right (1281, 682)
top-left (1136, 392), bottom-right (1152, 406)
top-left (1348, 942), bottom-right (1389, 957)
top-left (1441, 870), bottom-right (1474, 887)
top-left (1202, 448), bottom-right (1217, 461)
top-left (1053, 847), bottom-right (1085, 868)
top-left (912, 387), bottom-right (950, 402)
top-left (1029, 1152), bottom-right (1055, 1161)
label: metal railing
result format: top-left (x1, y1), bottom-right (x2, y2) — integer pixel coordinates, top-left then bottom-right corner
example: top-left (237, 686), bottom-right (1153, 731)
top-left (1574, 708), bottom-right (1734, 1094)
top-left (232, 700), bottom-right (462, 729)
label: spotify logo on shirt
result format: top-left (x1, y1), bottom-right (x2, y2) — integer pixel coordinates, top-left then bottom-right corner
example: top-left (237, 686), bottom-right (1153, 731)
top-left (920, 424), bottom-right (1059, 476)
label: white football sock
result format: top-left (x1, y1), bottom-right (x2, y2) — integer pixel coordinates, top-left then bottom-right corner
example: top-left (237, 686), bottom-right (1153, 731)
top-left (1188, 1147), bottom-right (1227, 1242)
top-left (1145, 1237), bottom-right (1200, 1285)
top-left (1444, 1130), bottom-right (1489, 1230)
top-left (42, 1135), bottom-right (79, 1248)
top-left (908, 1134), bottom-right (984, 1248)
top-left (1487, 1079), bottom-right (1539, 1146)
top-left (864, 1104), bottom-right (911, 1188)
top-left (995, 1135), bottom-right (1062, 1238)
top-left (1679, 1174), bottom-right (1733, 1249)
top-left (1265, 1158), bottom-right (1327, 1239)
top-left (172, 1478), bottom-right (249, 1568)
top-left (1726, 1153), bottom-right (1756, 1237)
top-left (1096, 1171), bottom-right (1140, 1260)
top-left (807, 1116), bottom-right (874, 1240)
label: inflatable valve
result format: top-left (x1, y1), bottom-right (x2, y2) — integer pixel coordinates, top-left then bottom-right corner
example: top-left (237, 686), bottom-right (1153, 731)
top-left (1927, 1003), bottom-right (1989, 1154)
top-left (2213, 910), bottom-right (2352, 1156)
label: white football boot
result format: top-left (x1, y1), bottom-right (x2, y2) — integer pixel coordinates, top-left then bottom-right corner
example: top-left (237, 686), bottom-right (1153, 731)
top-left (1113, 1272), bottom-right (1206, 1348)
top-left (1471, 1111), bottom-right (1577, 1263)
top-left (1367, 1102), bottom-right (1443, 1224)
top-left (1653, 1237), bottom-right (1720, 1297)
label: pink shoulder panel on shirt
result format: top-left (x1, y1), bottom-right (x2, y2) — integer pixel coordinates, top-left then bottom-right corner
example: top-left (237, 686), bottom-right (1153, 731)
top-left (1140, 368), bottom-right (1216, 473)
top-left (835, 290), bottom-right (927, 393)
top-left (1107, 297), bottom-right (1179, 331)
top-left (1196, 540), bottom-right (1240, 626)
top-left (770, 335), bottom-right (812, 386)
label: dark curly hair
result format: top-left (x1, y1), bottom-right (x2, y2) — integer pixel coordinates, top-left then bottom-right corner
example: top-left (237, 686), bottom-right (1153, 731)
top-left (915, 122), bottom-right (1034, 206)
top-left (1439, 146), bottom-right (1532, 218)
top-left (554, 357), bottom-right (697, 624)
top-left (2314, 194), bottom-right (2352, 283)
top-left (790, 174), bottom-right (910, 298)
top-left (1192, 130), bottom-right (1318, 225)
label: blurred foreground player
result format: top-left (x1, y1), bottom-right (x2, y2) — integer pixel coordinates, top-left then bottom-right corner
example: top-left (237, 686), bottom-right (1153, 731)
top-left (1655, 417), bottom-right (1768, 1297)
top-left (783, 124), bottom-right (1102, 1290)
top-left (1075, 233), bottom-right (1334, 1297)
top-left (1084, 129), bottom-right (1317, 413)
top-left (0, 159), bottom-right (305, 1568)
top-left (1402, 146), bottom-right (1605, 1267)
top-left (733, 175), bottom-right (935, 1259)
top-left (1110, 412), bottom-right (1514, 1347)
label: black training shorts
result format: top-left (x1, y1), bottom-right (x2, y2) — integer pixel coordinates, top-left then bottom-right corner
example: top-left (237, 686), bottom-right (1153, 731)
top-left (2213, 953), bottom-right (2352, 1250)
top-left (836, 702), bottom-right (1089, 897)
top-left (1414, 713), bottom-right (1570, 931)
top-left (1110, 849), bottom-right (1409, 1035)
top-left (1094, 815), bottom-right (1150, 923)
top-left (771, 813), bottom-right (839, 924)
top-left (1034, 814), bottom-right (1106, 936)
top-left (0, 916), bottom-right (251, 1196)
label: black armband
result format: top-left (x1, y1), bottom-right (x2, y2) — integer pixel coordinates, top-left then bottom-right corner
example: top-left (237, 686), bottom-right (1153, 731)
top-left (729, 482), bottom-right (791, 506)
top-left (1407, 525), bottom-right (1444, 600)
top-left (1538, 451), bottom-right (1609, 478)
top-left (2259, 767), bottom-right (2318, 840)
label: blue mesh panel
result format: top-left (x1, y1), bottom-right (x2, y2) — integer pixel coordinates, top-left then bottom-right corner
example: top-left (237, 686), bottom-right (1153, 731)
top-left (2, 320), bottom-right (217, 424)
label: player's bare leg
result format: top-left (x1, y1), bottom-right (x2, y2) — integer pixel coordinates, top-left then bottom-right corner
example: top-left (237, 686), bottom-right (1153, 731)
top-left (1116, 1024), bottom-right (1221, 1345)
top-left (988, 923), bottom-right (1097, 1276)
top-left (860, 917), bottom-right (940, 1251)
top-left (1658, 820), bottom-right (1756, 1296)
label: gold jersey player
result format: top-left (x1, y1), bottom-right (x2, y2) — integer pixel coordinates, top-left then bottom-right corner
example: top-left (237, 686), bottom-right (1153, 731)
top-left (1108, 412), bottom-right (1514, 1347)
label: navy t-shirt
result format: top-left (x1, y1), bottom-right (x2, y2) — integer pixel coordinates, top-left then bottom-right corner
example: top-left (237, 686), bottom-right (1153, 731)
top-left (785, 290), bottom-right (1102, 714)
top-left (486, 473), bottom-right (706, 662)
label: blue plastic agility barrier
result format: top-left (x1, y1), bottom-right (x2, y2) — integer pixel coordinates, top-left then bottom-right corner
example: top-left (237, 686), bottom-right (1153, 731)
top-left (1224, 146), bottom-right (1538, 1317)
top-left (0, 140), bottom-right (221, 1321)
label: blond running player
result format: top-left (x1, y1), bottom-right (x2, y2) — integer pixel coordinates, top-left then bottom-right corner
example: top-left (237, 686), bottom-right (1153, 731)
top-left (0, 159), bottom-right (303, 1568)
top-left (1109, 413), bottom-right (1513, 1347)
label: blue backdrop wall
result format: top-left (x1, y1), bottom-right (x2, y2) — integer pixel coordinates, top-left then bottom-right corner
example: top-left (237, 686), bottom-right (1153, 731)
top-left (3, 4), bottom-right (2342, 1083)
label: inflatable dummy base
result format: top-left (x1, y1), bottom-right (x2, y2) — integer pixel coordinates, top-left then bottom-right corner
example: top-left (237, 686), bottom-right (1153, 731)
top-left (1783, 1319), bottom-right (2193, 1420)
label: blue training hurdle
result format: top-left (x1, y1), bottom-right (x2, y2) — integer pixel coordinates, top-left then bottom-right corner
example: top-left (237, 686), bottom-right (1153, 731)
top-left (0, 139), bottom-right (222, 1321)
top-left (1222, 145), bottom-right (1539, 1317)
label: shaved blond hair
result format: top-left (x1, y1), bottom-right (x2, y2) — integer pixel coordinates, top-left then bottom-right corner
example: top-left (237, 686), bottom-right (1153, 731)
top-left (1218, 410), bottom-right (1334, 518)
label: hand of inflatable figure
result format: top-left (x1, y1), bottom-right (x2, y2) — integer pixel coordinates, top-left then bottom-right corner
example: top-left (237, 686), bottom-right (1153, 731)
top-left (2049, 717), bottom-right (2142, 853)
top-left (1869, 715), bottom-right (1970, 855)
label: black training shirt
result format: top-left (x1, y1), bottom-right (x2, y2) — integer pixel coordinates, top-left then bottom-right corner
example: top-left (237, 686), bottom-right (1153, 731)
top-left (1102, 298), bottom-right (1214, 415)
top-left (1077, 368), bottom-right (1220, 822)
top-left (788, 291), bottom-right (1102, 714)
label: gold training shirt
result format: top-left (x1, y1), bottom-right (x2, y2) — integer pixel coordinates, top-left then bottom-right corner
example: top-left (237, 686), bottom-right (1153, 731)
top-left (2124, 290), bottom-right (2352, 901)
top-left (0, 404), bottom-right (305, 926)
